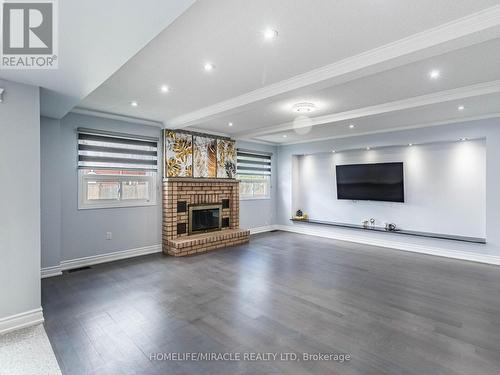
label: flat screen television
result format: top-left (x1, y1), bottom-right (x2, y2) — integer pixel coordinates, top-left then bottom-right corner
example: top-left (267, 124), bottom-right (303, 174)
top-left (336, 162), bottom-right (404, 202)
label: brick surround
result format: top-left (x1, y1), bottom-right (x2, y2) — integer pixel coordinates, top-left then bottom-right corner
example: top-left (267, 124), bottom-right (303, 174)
top-left (162, 178), bottom-right (249, 256)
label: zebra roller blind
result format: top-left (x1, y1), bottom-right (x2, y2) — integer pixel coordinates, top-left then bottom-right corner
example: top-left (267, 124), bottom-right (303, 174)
top-left (236, 150), bottom-right (272, 175)
top-left (77, 128), bottom-right (158, 171)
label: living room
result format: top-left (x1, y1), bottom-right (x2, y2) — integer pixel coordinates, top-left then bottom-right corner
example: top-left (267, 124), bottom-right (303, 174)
top-left (1, 1), bottom-right (500, 374)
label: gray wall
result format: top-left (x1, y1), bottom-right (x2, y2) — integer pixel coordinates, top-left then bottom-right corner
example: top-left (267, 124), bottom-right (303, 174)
top-left (293, 140), bottom-right (486, 238)
top-left (41, 117), bottom-right (62, 269)
top-left (236, 140), bottom-right (278, 230)
top-left (40, 117), bottom-right (276, 269)
top-left (39, 111), bottom-right (500, 267)
top-left (0, 80), bottom-right (41, 319)
top-left (276, 118), bottom-right (500, 258)
top-left (41, 113), bottom-right (163, 268)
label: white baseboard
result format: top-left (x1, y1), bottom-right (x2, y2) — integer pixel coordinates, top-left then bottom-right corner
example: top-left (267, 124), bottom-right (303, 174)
top-left (0, 308), bottom-right (44, 335)
top-left (275, 224), bottom-right (500, 266)
top-left (41, 265), bottom-right (63, 279)
top-left (250, 225), bottom-right (277, 235)
top-left (41, 244), bottom-right (162, 278)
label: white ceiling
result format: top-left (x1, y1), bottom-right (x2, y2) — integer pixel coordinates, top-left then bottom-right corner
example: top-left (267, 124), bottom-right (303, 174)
top-left (0, 0), bottom-right (195, 118)
top-left (195, 38), bottom-right (500, 135)
top-left (257, 91), bottom-right (500, 144)
top-left (40, 0), bottom-right (500, 142)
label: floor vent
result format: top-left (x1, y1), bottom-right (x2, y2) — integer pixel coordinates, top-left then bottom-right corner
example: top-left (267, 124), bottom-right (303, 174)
top-left (67, 266), bottom-right (92, 273)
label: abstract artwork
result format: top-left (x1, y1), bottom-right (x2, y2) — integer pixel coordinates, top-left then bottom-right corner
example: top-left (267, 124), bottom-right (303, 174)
top-left (217, 139), bottom-right (236, 178)
top-left (193, 135), bottom-right (217, 178)
top-left (164, 130), bottom-right (192, 177)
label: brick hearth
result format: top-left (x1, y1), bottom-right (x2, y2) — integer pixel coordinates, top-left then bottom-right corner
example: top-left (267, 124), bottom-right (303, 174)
top-left (162, 178), bottom-right (249, 256)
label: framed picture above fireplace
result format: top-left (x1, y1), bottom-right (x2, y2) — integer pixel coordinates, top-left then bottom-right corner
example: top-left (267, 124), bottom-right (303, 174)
top-left (163, 130), bottom-right (236, 179)
top-left (193, 135), bottom-right (217, 178)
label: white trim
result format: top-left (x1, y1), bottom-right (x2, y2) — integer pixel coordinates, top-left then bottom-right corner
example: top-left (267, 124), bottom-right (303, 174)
top-left (78, 170), bottom-right (158, 210)
top-left (274, 225), bottom-right (500, 266)
top-left (238, 80), bottom-right (500, 139)
top-left (72, 107), bottom-right (163, 128)
top-left (0, 308), bottom-right (44, 335)
top-left (235, 138), bottom-right (278, 146)
top-left (184, 127), bottom-right (230, 137)
top-left (276, 113), bottom-right (500, 146)
top-left (60, 244), bottom-right (162, 271)
top-left (249, 225), bottom-right (277, 235)
top-left (168, 5), bottom-right (500, 128)
top-left (40, 244), bottom-right (162, 278)
top-left (41, 265), bottom-right (63, 279)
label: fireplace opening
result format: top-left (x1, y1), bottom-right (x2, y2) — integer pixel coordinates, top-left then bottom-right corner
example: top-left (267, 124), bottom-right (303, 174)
top-left (189, 204), bottom-right (222, 234)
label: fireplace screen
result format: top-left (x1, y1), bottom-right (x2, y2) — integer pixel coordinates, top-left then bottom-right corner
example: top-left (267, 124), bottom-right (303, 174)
top-left (189, 204), bottom-right (222, 234)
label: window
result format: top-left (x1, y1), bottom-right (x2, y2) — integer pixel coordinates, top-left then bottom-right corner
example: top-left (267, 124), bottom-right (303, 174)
top-left (237, 150), bottom-right (272, 200)
top-left (77, 129), bottom-right (158, 209)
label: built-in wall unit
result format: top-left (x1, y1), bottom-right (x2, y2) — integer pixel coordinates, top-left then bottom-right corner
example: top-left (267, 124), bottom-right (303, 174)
top-left (292, 139), bottom-right (485, 242)
top-left (277, 118), bottom-right (500, 265)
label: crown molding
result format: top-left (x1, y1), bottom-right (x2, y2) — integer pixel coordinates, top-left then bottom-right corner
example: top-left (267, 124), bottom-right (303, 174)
top-left (276, 112), bottom-right (500, 146)
top-left (168, 5), bottom-right (500, 128)
top-left (184, 127), bottom-right (230, 138)
top-left (235, 137), bottom-right (279, 146)
top-left (237, 80), bottom-right (500, 139)
top-left (72, 107), bottom-right (163, 127)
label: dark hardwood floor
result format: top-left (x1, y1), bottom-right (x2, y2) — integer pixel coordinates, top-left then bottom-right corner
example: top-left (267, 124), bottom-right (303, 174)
top-left (42, 231), bottom-right (500, 375)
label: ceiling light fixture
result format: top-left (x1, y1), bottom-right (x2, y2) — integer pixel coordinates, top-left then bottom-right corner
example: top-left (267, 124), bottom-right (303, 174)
top-left (349, 124), bottom-right (355, 129)
top-left (366, 147), bottom-right (371, 150)
top-left (228, 122), bottom-right (233, 127)
top-left (204, 62), bottom-right (215, 72)
top-left (429, 69), bottom-right (440, 79)
top-left (460, 138), bottom-right (468, 141)
top-left (263, 28), bottom-right (278, 41)
top-left (332, 150), bottom-right (336, 153)
top-left (130, 101), bottom-right (138, 107)
top-left (160, 85), bottom-right (170, 93)
top-left (282, 134), bottom-right (288, 138)
top-left (408, 143), bottom-right (413, 146)
top-left (458, 105), bottom-right (465, 111)
top-left (292, 102), bottom-right (316, 113)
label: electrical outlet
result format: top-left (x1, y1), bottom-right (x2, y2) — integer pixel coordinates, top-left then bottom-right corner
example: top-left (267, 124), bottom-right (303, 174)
top-left (106, 232), bottom-right (112, 240)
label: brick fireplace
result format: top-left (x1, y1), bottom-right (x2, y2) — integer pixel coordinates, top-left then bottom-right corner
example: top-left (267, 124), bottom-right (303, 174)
top-left (162, 178), bottom-right (250, 256)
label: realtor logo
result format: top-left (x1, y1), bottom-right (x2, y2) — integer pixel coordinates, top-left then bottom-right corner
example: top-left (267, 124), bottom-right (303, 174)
top-left (1, 0), bottom-right (58, 69)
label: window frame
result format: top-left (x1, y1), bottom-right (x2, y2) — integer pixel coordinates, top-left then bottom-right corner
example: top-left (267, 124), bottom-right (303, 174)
top-left (237, 149), bottom-right (272, 201)
top-left (78, 170), bottom-right (157, 210)
top-left (238, 176), bottom-right (272, 200)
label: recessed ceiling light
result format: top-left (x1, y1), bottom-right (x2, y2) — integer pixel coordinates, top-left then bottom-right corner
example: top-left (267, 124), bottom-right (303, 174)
top-left (408, 143), bottom-right (413, 146)
top-left (228, 122), bottom-right (233, 127)
top-left (130, 101), bottom-right (138, 107)
top-left (160, 85), bottom-right (170, 93)
top-left (282, 134), bottom-right (288, 138)
top-left (366, 147), bottom-right (371, 150)
top-left (332, 150), bottom-right (336, 153)
top-left (458, 105), bottom-right (465, 111)
top-left (460, 137), bottom-right (468, 141)
top-left (263, 28), bottom-right (278, 41)
top-left (292, 102), bottom-right (316, 113)
top-left (429, 70), bottom-right (440, 79)
top-left (204, 62), bottom-right (215, 72)
top-left (349, 124), bottom-right (355, 129)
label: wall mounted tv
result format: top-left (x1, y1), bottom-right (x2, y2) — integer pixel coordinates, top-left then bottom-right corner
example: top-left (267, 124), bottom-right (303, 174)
top-left (336, 162), bottom-right (404, 202)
